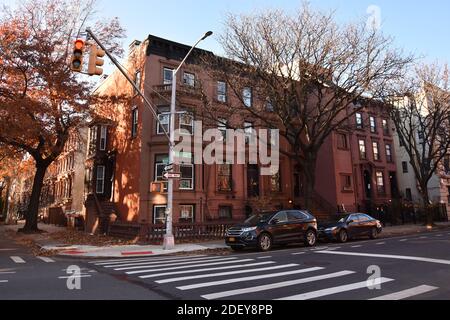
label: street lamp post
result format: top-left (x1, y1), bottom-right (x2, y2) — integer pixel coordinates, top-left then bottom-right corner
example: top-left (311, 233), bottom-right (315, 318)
top-left (163, 31), bottom-right (213, 250)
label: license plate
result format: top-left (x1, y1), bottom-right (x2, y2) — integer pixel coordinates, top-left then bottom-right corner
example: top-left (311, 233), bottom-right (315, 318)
top-left (228, 237), bottom-right (236, 242)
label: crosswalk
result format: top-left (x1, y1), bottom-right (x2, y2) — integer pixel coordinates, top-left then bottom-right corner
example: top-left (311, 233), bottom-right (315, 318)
top-left (89, 255), bottom-right (439, 300)
top-left (8, 256), bottom-right (55, 264)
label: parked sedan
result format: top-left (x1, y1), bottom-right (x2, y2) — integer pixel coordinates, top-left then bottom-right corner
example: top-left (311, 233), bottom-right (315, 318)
top-left (318, 213), bottom-right (383, 243)
top-left (225, 210), bottom-right (318, 252)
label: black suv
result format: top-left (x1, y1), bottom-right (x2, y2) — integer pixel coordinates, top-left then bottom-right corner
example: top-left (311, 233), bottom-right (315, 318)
top-left (225, 210), bottom-right (318, 252)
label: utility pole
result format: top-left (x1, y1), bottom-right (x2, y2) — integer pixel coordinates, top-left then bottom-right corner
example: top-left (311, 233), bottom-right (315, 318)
top-left (163, 31), bottom-right (213, 250)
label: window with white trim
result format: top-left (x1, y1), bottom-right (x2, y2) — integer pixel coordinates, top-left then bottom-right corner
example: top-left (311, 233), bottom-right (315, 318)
top-left (163, 67), bottom-right (173, 85)
top-left (183, 72), bottom-right (195, 87)
top-left (244, 122), bottom-right (254, 144)
top-left (179, 112), bottom-right (194, 135)
top-left (217, 81), bottom-right (227, 102)
top-left (179, 205), bottom-right (195, 223)
top-left (131, 108), bottom-right (139, 138)
top-left (100, 126), bottom-right (107, 151)
top-left (155, 154), bottom-right (169, 191)
top-left (157, 113), bottom-right (170, 135)
top-left (154, 205), bottom-right (166, 225)
top-left (96, 166), bottom-right (105, 194)
top-left (180, 164), bottom-right (194, 190)
top-left (243, 87), bottom-right (252, 107)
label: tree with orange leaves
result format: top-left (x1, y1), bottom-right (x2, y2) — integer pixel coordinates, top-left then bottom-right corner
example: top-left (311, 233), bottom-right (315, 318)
top-left (0, 0), bottom-right (125, 233)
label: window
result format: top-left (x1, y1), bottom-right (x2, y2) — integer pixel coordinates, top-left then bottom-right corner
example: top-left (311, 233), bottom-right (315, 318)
top-left (288, 211), bottom-right (309, 221)
top-left (358, 214), bottom-right (370, 222)
top-left (96, 166), bottom-right (105, 194)
top-left (271, 170), bottom-right (282, 192)
top-left (155, 154), bottom-right (169, 191)
top-left (405, 188), bottom-right (412, 202)
top-left (219, 206), bottom-right (232, 220)
top-left (372, 141), bottom-right (380, 161)
top-left (243, 87), bottom-right (252, 107)
top-left (266, 98), bottom-right (274, 112)
top-left (382, 119), bottom-right (389, 135)
top-left (179, 205), bottom-right (195, 223)
top-left (157, 113), bottom-right (170, 135)
top-left (402, 161), bottom-right (409, 174)
top-left (183, 72), bottom-right (195, 87)
top-left (370, 116), bottom-right (377, 134)
top-left (179, 113), bottom-right (194, 135)
top-left (376, 171), bottom-right (385, 194)
top-left (163, 67), bottom-right (173, 85)
top-left (153, 205), bottom-right (166, 225)
top-left (131, 108), bottom-right (139, 138)
top-left (134, 70), bottom-right (141, 95)
top-left (88, 126), bottom-right (98, 156)
top-left (100, 126), bottom-right (107, 151)
top-left (218, 164), bottom-right (232, 192)
top-left (337, 133), bottom-right (348, 149)
top-left (179, 164), bottom-right (194, 190)
top-left (244, 122), bottom-right (254, 144)
top-left (218, 119), bottom-right (227, 141)
top-left (356, 113), bottom-right (364, 129)
top-left (272, 211), bottom-right (288, 223)
top-left (386, 144), bottom-right (393, 163)
top-left (359, 139), bottom-right (367, 159)
top-left (341, 175), bottom-right (352, 191)
top-left (217, 81), bottom-right (227, 102)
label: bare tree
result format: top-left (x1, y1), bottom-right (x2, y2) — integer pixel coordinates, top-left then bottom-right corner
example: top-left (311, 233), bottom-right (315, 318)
top-left (195, 4), bottom-right (413, 210)
top-left (386, 63), bottom-right (450, 226)
top-left (0, 0), bottom-right (125, 233)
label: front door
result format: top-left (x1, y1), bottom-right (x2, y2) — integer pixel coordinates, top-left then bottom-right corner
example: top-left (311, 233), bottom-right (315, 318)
top-left (247, 165), bottom-right (260, 197)
top-left (364, 170), bottom-right (372, 199)
top-left (269, 211), bottom-right (292, 243)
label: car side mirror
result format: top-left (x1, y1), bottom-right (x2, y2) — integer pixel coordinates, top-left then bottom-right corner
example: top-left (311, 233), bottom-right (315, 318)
top-left (347, 220), bottom-right (354, 224)
top-left (271, 219), bottom-right (279, 225)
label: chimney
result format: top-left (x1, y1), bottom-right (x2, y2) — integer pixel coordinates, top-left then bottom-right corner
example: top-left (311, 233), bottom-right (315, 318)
top-left (129, 40), bottom-right (142, 54)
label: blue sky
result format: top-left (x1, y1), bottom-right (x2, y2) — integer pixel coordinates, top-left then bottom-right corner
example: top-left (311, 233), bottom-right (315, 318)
top-left (2, 0), bottom-right (450, 63)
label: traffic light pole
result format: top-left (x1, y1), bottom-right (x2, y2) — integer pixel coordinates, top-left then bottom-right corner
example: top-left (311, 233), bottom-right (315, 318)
top-left (85, 28), bottom-right (171, 142)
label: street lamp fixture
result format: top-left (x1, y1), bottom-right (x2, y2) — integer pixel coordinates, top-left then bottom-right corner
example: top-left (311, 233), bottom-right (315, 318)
top-left (163, 31), bottom-right (213, 250)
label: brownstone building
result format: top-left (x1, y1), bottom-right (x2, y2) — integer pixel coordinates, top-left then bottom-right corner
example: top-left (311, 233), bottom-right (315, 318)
top-left (85, 35), bottom-right (399, 231)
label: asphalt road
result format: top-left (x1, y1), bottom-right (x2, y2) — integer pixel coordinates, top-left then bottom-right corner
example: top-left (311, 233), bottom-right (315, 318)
top-left (1, 229), bottom-right (450, 300)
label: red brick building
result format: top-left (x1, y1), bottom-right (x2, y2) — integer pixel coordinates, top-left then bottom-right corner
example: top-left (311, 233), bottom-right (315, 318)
top-left (85, 35), bottom-right (399, 231)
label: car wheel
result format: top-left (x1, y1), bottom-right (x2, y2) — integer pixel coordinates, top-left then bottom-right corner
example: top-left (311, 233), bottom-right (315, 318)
top-left (230, 246), bottom-right (244, 252)
top-left (258, 233), bottom-right (273, 252)
top-left (304, 229), bottom-right (317, 247)
top-left (338, 229), bottom-right (348, 243)
top-left (370, 227), bottom-right (379, 239)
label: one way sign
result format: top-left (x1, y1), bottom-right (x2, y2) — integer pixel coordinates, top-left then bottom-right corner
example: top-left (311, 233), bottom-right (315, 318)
top-left (163, 172), bottom-right (181, 180)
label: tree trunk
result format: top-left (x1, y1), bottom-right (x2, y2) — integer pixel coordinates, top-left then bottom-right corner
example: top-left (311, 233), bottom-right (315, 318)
top-left (19, 163), bottom-right (48, 233)
top-left (420, 189), bottom-right (433, 227)
top-left (302, 152), bottom-right (318, 211)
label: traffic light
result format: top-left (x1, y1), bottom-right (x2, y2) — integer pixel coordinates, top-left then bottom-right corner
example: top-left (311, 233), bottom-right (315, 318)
top-left (88, 45), bottom-right (106, 76)
top-left (71, 39), bottom-right (85, 72)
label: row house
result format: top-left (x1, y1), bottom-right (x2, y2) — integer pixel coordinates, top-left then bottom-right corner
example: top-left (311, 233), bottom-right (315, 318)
top-left (85, 35), bottom-right (400, 231)
top-left (315, 101), bottom-right (399, 216)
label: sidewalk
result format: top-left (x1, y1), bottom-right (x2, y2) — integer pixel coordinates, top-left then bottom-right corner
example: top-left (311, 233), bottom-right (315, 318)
top-left (2, 221), bottom-right (450, 259)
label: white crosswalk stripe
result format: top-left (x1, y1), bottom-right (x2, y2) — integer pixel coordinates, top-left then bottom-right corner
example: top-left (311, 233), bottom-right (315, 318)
top-left (10, 256), bottom-right (25, 264)
top-left (277, 278), bottom-right (394, 300)
top-left (178, 267), bottom-right (325, 291)
top-left (90, 255), bottom-right (207, 264)
top-left (0, 280), bottom-right (9, 283)
top-left (370, 285), bottom-right (438, 300)
top-left (127, 259), bottom-right (255, 275)
top-left (36, 257), bottom-right (55, 263)
top-left (114, 257), bottom-right (240, 271)
top-left (92, 254), bottom-right (439, 301)
top-left (201, 270), bottom-right (355, 300)
top-left (156, 264), bottom-right (299, 284)
top-left (105, 256), bottom-right (235, 269)
top-left (92, 255), bottom-right (209, 266)
top-left (139, 261), bottom-right (274, 279)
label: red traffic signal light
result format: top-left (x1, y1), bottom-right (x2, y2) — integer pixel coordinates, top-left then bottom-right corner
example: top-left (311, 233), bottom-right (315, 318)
top-left (71, 39), bottom-right (85, 72)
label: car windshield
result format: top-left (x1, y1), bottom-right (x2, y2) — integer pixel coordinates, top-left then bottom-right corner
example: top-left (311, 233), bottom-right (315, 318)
top-left (245, 213), bottom-right (274, 225)
top-left (337, 215), bottom-right (351, 223)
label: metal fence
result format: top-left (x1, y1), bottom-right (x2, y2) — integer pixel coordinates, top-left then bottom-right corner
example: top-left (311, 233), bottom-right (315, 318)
top-left (108, 221), bottom-right (239, 244)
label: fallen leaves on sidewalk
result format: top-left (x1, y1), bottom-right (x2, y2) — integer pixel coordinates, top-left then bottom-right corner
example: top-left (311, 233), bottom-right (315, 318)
top-left (48, 229), bottom-right (137, 247)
